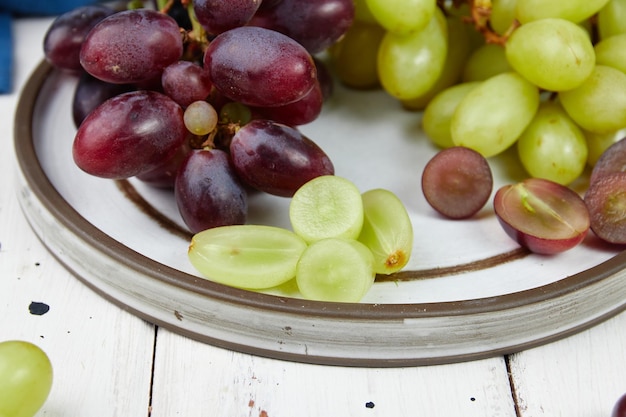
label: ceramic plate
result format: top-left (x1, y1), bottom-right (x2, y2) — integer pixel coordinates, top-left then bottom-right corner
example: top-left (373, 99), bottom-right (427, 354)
top-left (14, 61), bottom-right (626, 366)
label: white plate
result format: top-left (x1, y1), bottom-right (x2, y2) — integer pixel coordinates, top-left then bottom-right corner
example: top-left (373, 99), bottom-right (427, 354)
top-left (14, 61), bottom-right (626, 366)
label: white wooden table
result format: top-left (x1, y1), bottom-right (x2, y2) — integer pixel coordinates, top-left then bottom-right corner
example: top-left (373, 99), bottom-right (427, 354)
top-left (2, 17), bottom-right (626, 417)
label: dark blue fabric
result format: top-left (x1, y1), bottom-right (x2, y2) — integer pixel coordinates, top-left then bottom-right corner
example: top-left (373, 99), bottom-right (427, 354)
top-left (0, 0), bottom-right (97, 93)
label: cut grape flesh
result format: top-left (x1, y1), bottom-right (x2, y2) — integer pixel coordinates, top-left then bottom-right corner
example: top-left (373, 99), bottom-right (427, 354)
top-left (358, 189), bottom-right (413, 274)
top-left (289, 175), bottom-right (364, 243)
top-left (188, 225), bottom-right (307, 289)
top-left (296, 238), bottom-right (375, 302)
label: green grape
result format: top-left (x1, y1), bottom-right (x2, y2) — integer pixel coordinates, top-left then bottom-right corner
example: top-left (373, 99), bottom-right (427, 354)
top-left (451, 72), bottom-right (540, 157)
top-left (585, 128), bottom-right (626, 166)
top-left (422, 82), bottom-right (481, 148)
top-left (188, 225), bottom-right (307, 289)
top-left (296, 238), bottom-right (375, 302)
top-left (365, 0), bottom-right (436, 35)
top-left (354, 0), bottom-right (378, 24)
top-left (219, 101), bottom-right (251, 126)
top-left (517, 101), bottom-right (588, 185)
top-left (594, 34), bottom-right (626, 74)
top-left (329, 21), bottom-right (385, 89)
top-left (289, 175), bottom-right (364, 243)
top-left (490, 0), bottom-right (518, 35)
top-left (358, 189), bottom-right (413, 275)
top-left (183, 100), bottom-right (218, 136)
top-left (0, 340), bottom-right (53, 417)
top-left (559, 65), bottom-right (626, 133)
top-left (462, 43), bottom-right (512, 82)
top-left (505, 18), bottom-right (595, 92)
top-left (377, 8), bottom-right (447, 100)
top-left (402, 14), bottom-right (472, 110)
top-left (515, 0), bottom-right (610, 23)
top-left (597, 0), bottom-right (626, 39)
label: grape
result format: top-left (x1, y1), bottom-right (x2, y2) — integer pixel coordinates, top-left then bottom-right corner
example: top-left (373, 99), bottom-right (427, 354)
top-left (0, 340), bottom-right (53, 417)
top-left (589, 137), bottom-right (626, 184)
top-left (505, 18), bottom-right (595, 92)
top-left (71, 72), bottom-right (132, 127)
top-left (249, 0), bottom-right (355, 54)
top-left (594, 33), bottom-right (626, 74)
top-left (313, 57), bottom-right (334, 102)
top-left (250, 82), bottom-right (324, 126)
top-left (493, 178), bottom-right (590, 254)
top-left (188, 225), bottom-right (307, 289)
top-left (598, 0), bottom-right (626, 39)
top-left (73, 90), bottom-right (187, 179)
top-left (354, 0), bottom-right (378, 24)
top-left (175, 149), bottom-right (248, 233)
top-left (584, 172), bottom-right (626, 244)
top-left (451, 72), bottom-right (540, 157)
top-left (462, 44), bottom-right (512, 82)
top-left (183, 101), bottom-right (218, 136)
top-left (422, 82), bottom-right (480, 149)
top-left (585, 129), bottom-right (626, 167)
top-left (490, 0), bottom-right (517, 35)
top-left (559, 65), bottom-right (626, 133)
top-left (137, 141), bottom-right (192, 189)
top-left (80, 9), bottom-right (183, 84)
top-left (161, 61), bottom-right (213, 108)
top-left (203, 26), bottom-right (317, 107)
top-left (43, 5), bottom-right (115, 72)
top-left (611, 393), bottom-right (626, 417)
top-left (358, 189), bottom-right (413, 274)
top-left (365, 0), bottom-right (436, 35)
top-left (162, 0), bottom-right (193, 30)
top-left (289, 175), bottom-right (364, 243)
top-left (516, 101), bottom-right (588, 185)
top-left (230, 120), bottom-right (334, 197)
top-left (194, 0), bottom-right (261, 35)
top-left (295, 238), bottom-right (375, 302)
top-left (329, 20), bottom-right (386, 89)
top-left (515, 0), bottom-right (611, 23)
top-left (377, 8), bottom-right (447, 100)
top-left (421, 147), bottom-right (493, 219)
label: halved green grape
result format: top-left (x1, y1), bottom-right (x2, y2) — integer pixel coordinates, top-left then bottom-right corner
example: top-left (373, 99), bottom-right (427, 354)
top-left (594, 34), bottom-right (626, 74)
top-left (377, 8), bottom-right (447, 100)
top-left (0, 340), bottom-right (53, 417)
top-left (505, 18), bottom-right (595, 92)
top-left (597, 0), bottom-right (626, 39)
top-left (515, 0), bottom-right (610, 23)
top-left (559, 65), bottom-right (626, 133)
top-left (451, 72), bottom-right (540, 157)
top-left (358, 189), bottom-right (413, 274)
top-left (188, 225), bottom-right (307, 289)
top-left (422, 81), bottom-right (481, 148)
top-left (462, 43), bottom-right (512, 82)
top-left (289, 175), bottom-right (364, 243)
top-left (296, 238), bottom-right (375, 302)
top-left (365, 0), bottom-right (436, 35)
top-left (517, 101), bottom-right (588, 185)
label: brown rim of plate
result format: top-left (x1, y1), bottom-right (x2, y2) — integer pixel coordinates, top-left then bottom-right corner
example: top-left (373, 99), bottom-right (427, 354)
top-left (14, 61), bottom-right (626, 345)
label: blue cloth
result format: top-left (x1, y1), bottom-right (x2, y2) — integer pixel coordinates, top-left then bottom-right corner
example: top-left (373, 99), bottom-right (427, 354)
top-left (0, 0), bottom-right (97, 93)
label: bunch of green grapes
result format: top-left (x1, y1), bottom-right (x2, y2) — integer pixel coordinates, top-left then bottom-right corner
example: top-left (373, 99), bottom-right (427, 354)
top-left (331, 0), bottom-right (626, 186)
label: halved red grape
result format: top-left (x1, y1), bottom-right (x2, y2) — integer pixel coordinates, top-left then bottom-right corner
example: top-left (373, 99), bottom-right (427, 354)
top-left (73, 90), bottom-right (186, 179)
top-left (80, 9), bottom-right (183, 84)
top-left (589, 137), bottom-right (626, 184)
top-left (584, 172), bottom-right (626, 244)
top-left (229, 120), bottom-right (334, 197)
top-left (494, 178), bottom-right (590, 254)
top-left (421, 146), bottom-right (493, 219)
top-left (203, 26), bottom-right (317, 107)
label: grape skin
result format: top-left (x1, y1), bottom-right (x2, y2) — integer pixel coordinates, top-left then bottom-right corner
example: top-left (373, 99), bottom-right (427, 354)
top-left (194, 0), bottom-right (261, 35)
top-left (584, 172), bottom-right (626, 244)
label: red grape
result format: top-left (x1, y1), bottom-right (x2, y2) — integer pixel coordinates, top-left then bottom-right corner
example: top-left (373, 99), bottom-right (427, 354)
top-left (161, 61), bottom-right (213, 108)
top-left (203, 26), bottom-right (317, 107)
top-left (494, 178), bottom-right (590, 254)
top-left (590, 137), bottom-right (626, 184)
top-left (421, 147), bottom-right (493, 219)
top-left (136, 141), bottom-right (192, 189)
top-left (584, 172), bottom-right (626, 244)
top-left (193, 0), bottom-right (261, 35)
top-left (72, 72), bottom-right (132, 127)
top-left (43, 5), bottom-right (115, 72)
top-left (175, 149), bottom-right (248, 233)
top-left (80, 9), bottom-right (183, 84)
top-left (229, 120), bottom-right (334, 197)
top-left (73, 91), bottom-right (187, 179)
top-left (612, 393), bottom-right (626, 417)
top-left (251, 82), bottom-right (323, 126)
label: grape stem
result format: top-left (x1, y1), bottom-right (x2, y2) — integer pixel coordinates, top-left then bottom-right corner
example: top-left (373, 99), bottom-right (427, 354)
top-left (464, 0), bottom-right (520, 45)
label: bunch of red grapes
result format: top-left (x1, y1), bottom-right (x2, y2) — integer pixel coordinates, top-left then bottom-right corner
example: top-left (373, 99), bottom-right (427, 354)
top-left (43, 0), bottom-right (353, 233)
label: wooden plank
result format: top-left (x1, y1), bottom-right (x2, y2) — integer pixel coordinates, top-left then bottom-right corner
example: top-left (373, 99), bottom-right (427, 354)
top-left (150, 328), bottom-right (517, 417)
top-left (508, 310), bottom-right (626, 417)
